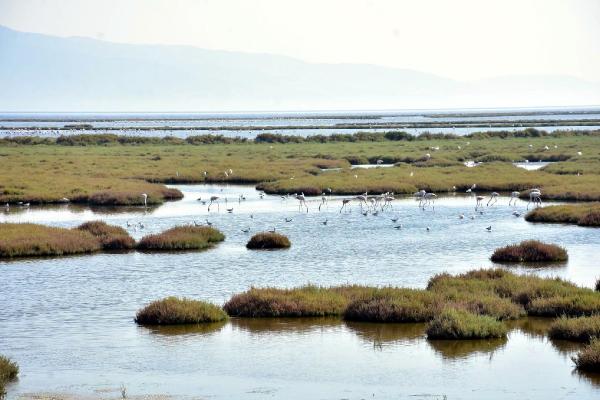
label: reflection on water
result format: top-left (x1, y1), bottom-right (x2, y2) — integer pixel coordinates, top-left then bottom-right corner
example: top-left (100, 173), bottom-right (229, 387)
top-left (1, 184), bottom-right (599, 399)
top-left (143, 321), bottom-right (227, 337)
top-left (429, 337), bottom-right (508, 360)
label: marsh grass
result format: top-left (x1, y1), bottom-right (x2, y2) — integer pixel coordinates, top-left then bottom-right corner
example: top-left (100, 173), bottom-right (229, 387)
top-left (0, 355), bottom-right (18, 395)
top-left (76, 221), bottom-right (135, 250)
top-left (573, 339), bottom-right (600, 372)
top-left (246, 232), bottom-right (291, 250)
top-left (137, 226), bottom-right (224, 251)
top-left (525, 204), bottom-right (600, 227)
top-left (549, 316), bottom-right (600, 342)
top-left (490, 240), bottom-right (568, 263)
top-left (2, 132), bottom-right (600, 205)
top-left (0, 223), bottom-right (101, 258)
top-left (426, 309), bottom-right (508, 339)
top-left (224, 269), bottom-right (599, 320)
top-left (135, 297), bottom-right (228, 325)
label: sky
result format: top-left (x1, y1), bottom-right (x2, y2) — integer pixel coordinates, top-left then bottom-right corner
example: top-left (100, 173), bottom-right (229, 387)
top-left (0, 0), bottom-right (599, 83)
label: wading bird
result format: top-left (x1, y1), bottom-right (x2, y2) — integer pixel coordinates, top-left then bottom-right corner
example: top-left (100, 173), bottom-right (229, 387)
top-left (509, 191), bottom-right (520, 206)
top-left (141, 193), bottom-right (148, 207)
top-left (487, 192), bottom-right (499, 206)
top-left (527, 189), bottom-right (542, 209)
top-left (475, 195), bottom-right (485, 209)
top-left (208, 196), bottom-right (220, 211)
top-left (340, 198), bottom-right (352, 213)
top-left (295, 192), bottom-right (308, 212)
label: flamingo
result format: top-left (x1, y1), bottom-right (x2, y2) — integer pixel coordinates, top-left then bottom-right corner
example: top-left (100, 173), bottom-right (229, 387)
top-left (141, 193), bottom-right (148, 207)
top-left (527, 189), bottom-right (542, 209)
top-left (475, 195), bottom-right (485, 209)
top-left (340, 198), bottom-right (352, 213)
top-left (422, 193), bottom-right (437, 210)
top-left (208, 196), bottom-right (220, 211)
top-left (295, 192), bottom-right (308, 212)
top-left (509, 191), bottom-right (520, 206)
top-left (319, 192), bottom-right (328, 211)
top-left (487, 192), bottom-right (499, 206)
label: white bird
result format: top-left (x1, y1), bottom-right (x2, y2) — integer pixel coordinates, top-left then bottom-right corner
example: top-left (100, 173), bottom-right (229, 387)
top-left (141, 193), bottom-right (148, 207)
top-left (577, 151), bottom-right (582, 156)
top-left (459, 213), bottom-right (464, 219)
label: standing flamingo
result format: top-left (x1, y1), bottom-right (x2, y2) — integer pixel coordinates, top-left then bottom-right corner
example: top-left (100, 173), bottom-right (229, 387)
top-left (141, 193), bottom-right (148, 207)
top-left (527, 189), bottom-right (542, 209)
top-left (487, 192), bottom-right (499, 206)
top-left (208, 196), bottom-right (220, 211)
top-left (339, 198), bottom-right (352, 213)
top-left (509, 191), bottom-right (520, 206)
top-left (475, 195), bottom-right (485, 209)
top-left (296, 192), bottom-right (308, 212)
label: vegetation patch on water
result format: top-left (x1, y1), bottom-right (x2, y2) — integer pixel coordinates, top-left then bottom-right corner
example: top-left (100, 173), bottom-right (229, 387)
top-left (426, 309), bottom-right (508, 339)
top-left (525, 203), bottom-right (600, 227)
top-left (549, 315), bottom-right (600, 342)
top-left (224, 269), bottom-right (600, 320)
top-left (135, 297), bottom-right (228, 325)
top-left (137, 226), bottom-right (225, 251)
top-left (76, 221), bottom-right (135, 250)
top-left (246, 232), bottom-right (291, 250)
top-left (572, 339), bottom-right (600, 372)
top-left (0, 355), bottom-right (18, 395)
top-left (0, 223), bottom-right (101, 258)
top-left (490, 240), bottom-right (568, 263)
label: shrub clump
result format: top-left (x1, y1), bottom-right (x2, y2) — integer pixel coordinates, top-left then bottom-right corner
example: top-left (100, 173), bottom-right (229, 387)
top-left (572, 339), bottom-right (600, 372)
top-left (137, 226), bottom-right (224, 251)
top-left (343, 289), bottom-right (440, 322)
top-left (0, 223), bottom-right (101, 258)
top-left (549, 315), bottom-right (600, 342)
top-left (525, 204), bottom-right (600, 227)
top-left (426, 309), bottom-right (508, 339)
top-left (246, 232), bottom-right (291, 250)
top-left (76, 221), bottom-right (135, 250)
top-left (224, 285), bottom-right (369, 317)
top-left (490, 240), bottom-right (568, 263)
top-left (135, 297), bottom-right (228, 325)
top-left (0, 355), bottom-right (19, 394)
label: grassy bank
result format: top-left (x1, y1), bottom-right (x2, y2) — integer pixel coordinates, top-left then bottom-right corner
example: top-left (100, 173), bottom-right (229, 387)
top-left (137, 226), bottom-right (225, 251)
top-left (1, 131), bottom-right (599, 204)
top-left (490, 240), bottom-right (568, 263)
top-left (549, 316), bottom-right (600, 342)
top-left (0, 223), bottom-right (222, 258)
top-left (0, 355), bottom-right (18, 396)
top-left (426, 309), bottom-right (507, 339)
top-left (135, 297), bottom-right (228, 325)
top-left (246, 232), bottom-right (291, 250)
top-left (224, 269), bottom-right (600, 322)
top-left (76, 221), bottom-right (135, 250)
top-left (0, 223), bottom-right (101, 258)
top-left (573, 339), bottom-right (600, 372)
top-left (525, 204), bottom-right (600, 227)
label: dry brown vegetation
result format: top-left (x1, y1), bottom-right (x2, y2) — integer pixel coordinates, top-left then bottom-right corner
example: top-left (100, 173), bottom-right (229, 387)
top-left (490, 240), bottom-right (568, 263)
top-left (549, 316), bottom-right (600, 342)
top-left (76, 221), bottom-right (135, 250)
top-left (246, 232), bottom-right (291, 250)
top-left (0, 355), bottom-right (18, 396)
top-left (573, 339), bottom-right (600, 372)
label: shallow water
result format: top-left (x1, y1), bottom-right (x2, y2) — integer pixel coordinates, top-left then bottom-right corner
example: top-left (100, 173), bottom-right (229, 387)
top-left (1, 184), bottom-right (600, 399)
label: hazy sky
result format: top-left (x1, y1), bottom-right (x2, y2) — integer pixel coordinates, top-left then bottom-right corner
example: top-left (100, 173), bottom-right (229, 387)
top-left (1, 0), bottom-right (599, 82)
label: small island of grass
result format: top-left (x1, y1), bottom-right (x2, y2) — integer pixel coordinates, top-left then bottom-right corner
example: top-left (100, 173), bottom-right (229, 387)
top-left (549, 315), bottom-right (600, 342)
top-left (490, 240), bottom-right (568, 263)
top-left (426, 309), bottom-right (507, 340)
top-left (135, 297), bottom-right (228, 325)
top-left (246, 232), bottom-right (291, 250)
top-left (0, 222), bottom-right (101, 258)
top-left (77, 221), bottom-right (135, 250)
top-left (525, 203), bottom-right (600, 227)
top-left (0, 355), bottom-right (19, 395)
top-left (137, 226), bottom-right (224, 251)
top-left (572, 339), bottom-right (600, 372)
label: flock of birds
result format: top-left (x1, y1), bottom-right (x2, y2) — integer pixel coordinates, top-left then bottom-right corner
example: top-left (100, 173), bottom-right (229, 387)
top-left (152, 184), bottom-right (545, 235)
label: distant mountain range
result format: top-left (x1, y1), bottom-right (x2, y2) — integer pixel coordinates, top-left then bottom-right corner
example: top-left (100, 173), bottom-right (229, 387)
top-left (1, 25), bottom-right (599, 112)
